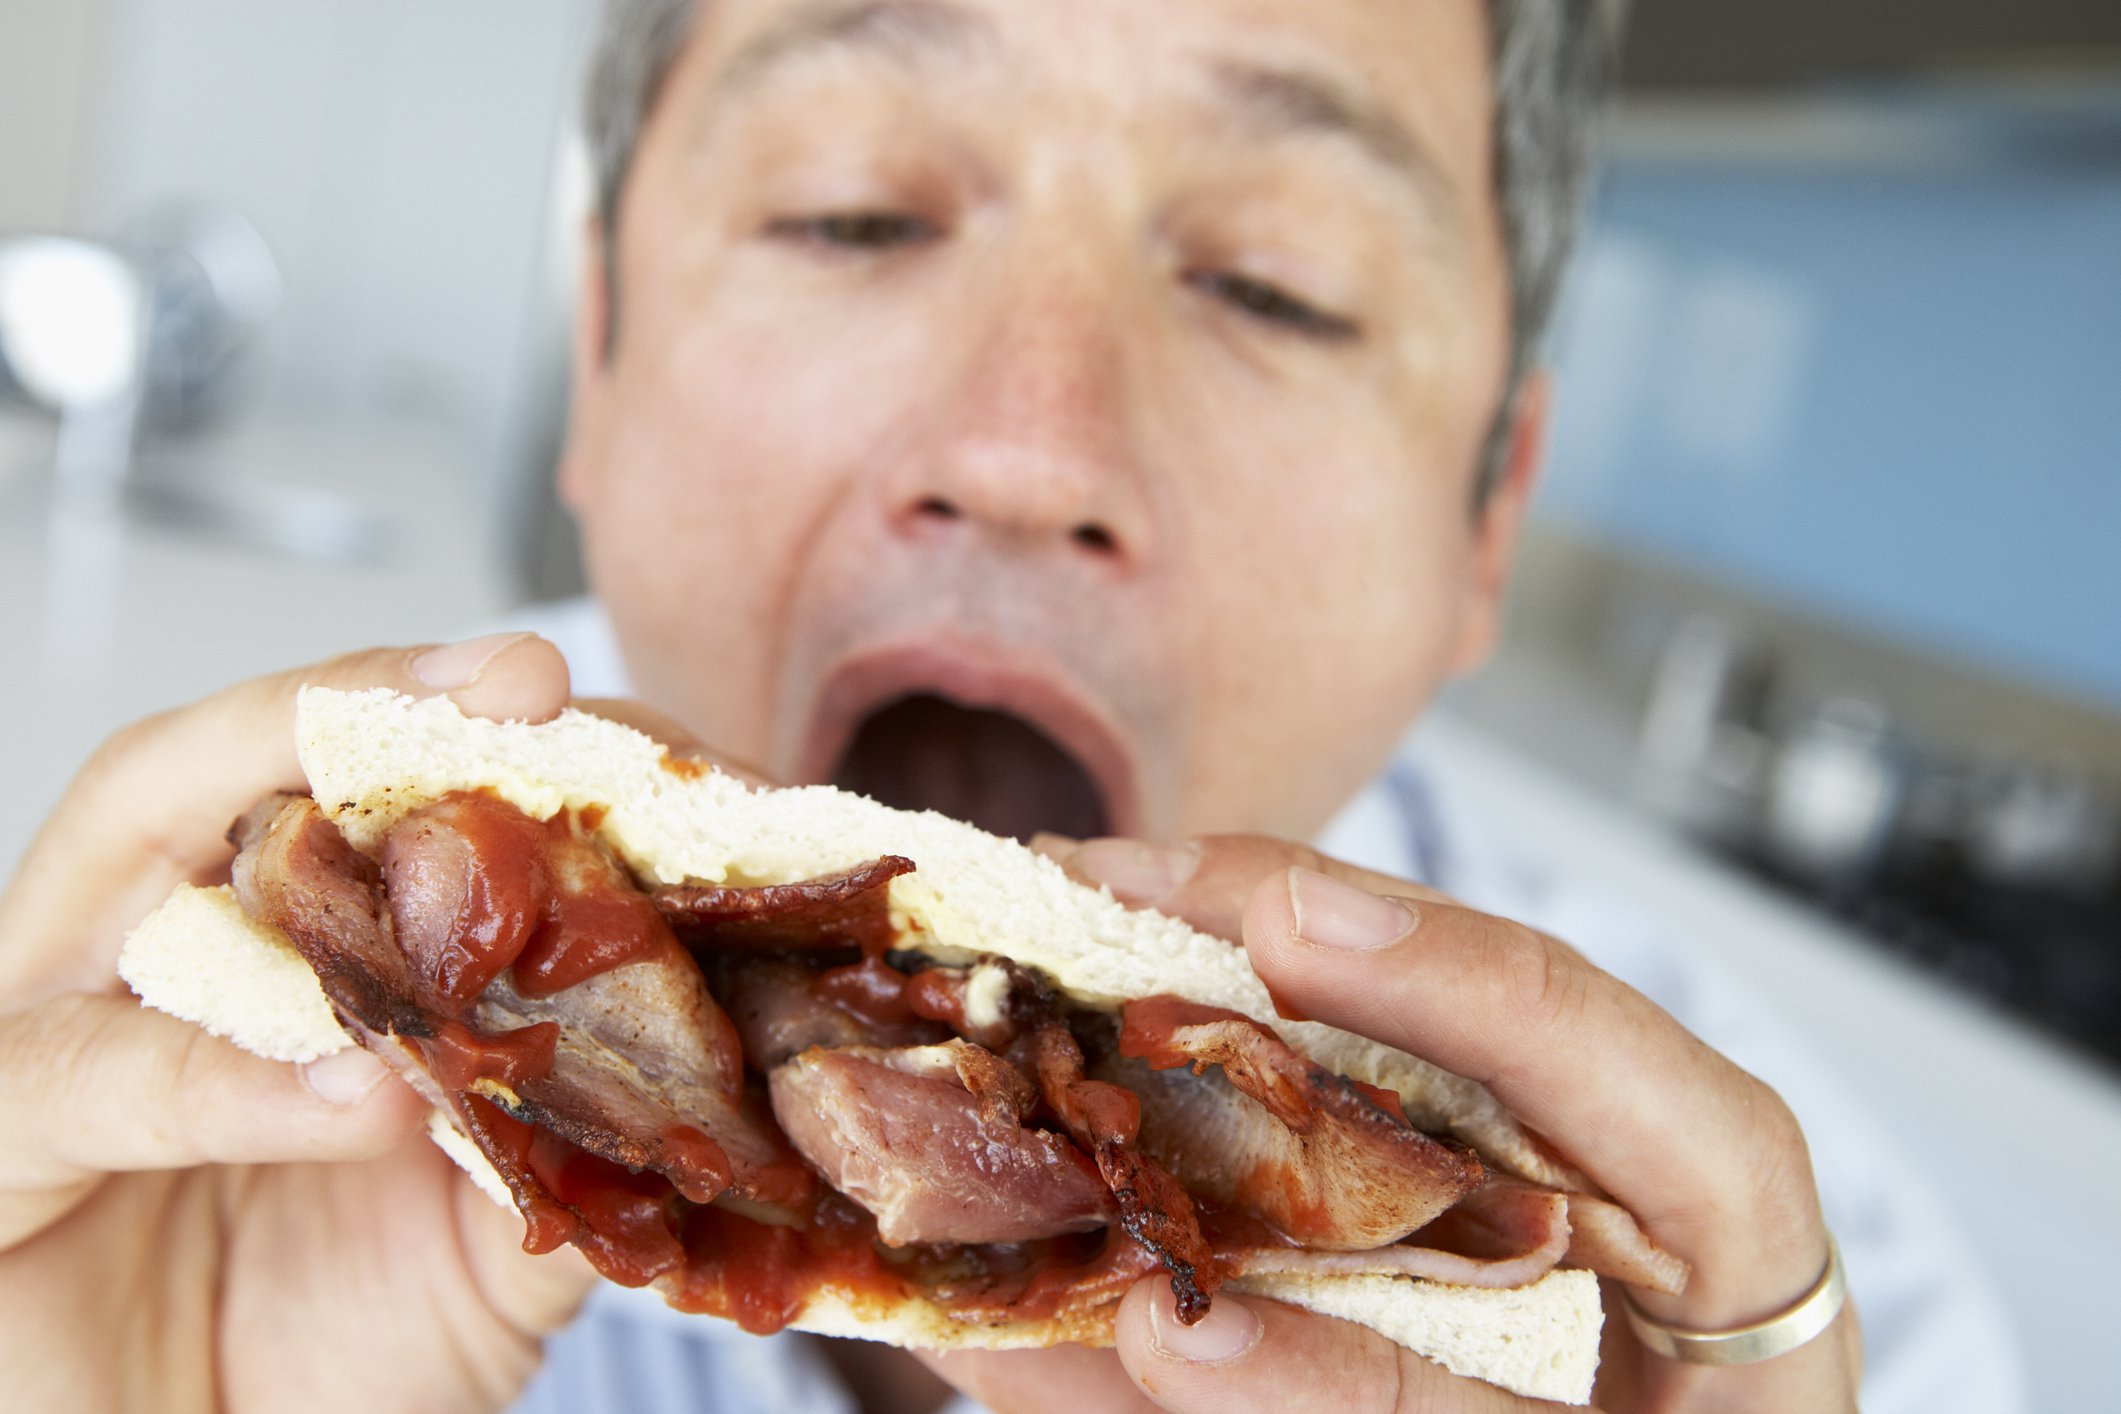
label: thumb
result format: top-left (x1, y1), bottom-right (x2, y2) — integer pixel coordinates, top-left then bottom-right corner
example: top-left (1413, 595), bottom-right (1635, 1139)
top-left (2, 632), bottom-right (572, 1003)
top-left (0, 994), bottom-right (423, 1243)
top-left (454, 1165), bottom-right (601, 1340)
top-left (1114, 1278), bottom-right (1567, 1414)
top-left (920, 1344), bottom-right (1160, 1414)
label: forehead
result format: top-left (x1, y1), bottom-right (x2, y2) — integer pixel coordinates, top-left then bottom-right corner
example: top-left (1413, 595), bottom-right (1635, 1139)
top-left (673, 0), bottom-right (1497, 213)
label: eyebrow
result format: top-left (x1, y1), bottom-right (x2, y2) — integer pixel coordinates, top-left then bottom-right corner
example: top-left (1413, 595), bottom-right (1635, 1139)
top-left (1206, 59), bottom-right (1463, 228)
top-left (712, 0), bottom-right (996, 99)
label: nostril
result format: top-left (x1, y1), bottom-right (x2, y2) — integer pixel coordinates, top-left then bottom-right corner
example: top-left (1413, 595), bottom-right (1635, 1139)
top-left (1072, 523), bottom-right (1117, 555)
top-left (916, 496), bottom-right (961, 521)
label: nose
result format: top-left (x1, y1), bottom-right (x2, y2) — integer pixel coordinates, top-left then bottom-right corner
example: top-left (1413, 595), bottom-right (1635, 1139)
top-left (882, 268), bottom-right (1150, 566)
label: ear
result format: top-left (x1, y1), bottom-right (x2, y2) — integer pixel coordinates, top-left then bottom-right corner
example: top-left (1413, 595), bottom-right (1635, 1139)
top-left (1444, 369), bottom-right (1550, 677)
top-left (558, 215), bottom-right (615, 515)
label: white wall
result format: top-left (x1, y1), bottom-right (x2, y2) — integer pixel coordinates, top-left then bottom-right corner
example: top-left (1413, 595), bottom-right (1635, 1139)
top-left (74, 0), bottom-right (594, 505)
top-left (0, 0), bottom-right (108, 231)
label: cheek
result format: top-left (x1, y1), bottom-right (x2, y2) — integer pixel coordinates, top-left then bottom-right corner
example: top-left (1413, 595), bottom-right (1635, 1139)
top-left (1150, 372), bottom-right (1481, 833)
top-left (1195, 491), bottom-right (1474, 832)
top-left (574, 249), bottom-right (946, 752)
top-left (1196, 462), bottom-right (1472, 697)
top-left (572, 397), bottom-right (790, 759)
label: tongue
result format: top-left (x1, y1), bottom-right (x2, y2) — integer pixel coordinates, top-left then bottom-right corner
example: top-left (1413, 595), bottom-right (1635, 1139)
top-left (831, 695), bottom-right (1110, 843)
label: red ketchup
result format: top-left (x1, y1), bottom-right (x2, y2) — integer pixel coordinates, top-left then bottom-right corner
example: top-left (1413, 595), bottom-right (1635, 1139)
top-left (902, 968), bottom-right (966, 1029)
top-left (511, 878), bottom-right (677, 998)
top-left (671, 1201), bottom-right (898, 1335)
top-left (429, 797), bottom-right (552, 1007)
top-left (461, 1096), bottom-right (580, 1256)
top-left (1117, 995), bottom-right (1254, 1070)
top-left (426, 1019), bottom-right (559, 1091)
top-left (422, 792), bottom-right (683, 1006)
top-left (416, 797), bottom-right (1166, 1339)
top-left (816, 955), bottom-right (917, 1026)
top-left (655, 1124), bottom-right (734, 1204)
top-left (523, 1127), bottom-right (686, 1287)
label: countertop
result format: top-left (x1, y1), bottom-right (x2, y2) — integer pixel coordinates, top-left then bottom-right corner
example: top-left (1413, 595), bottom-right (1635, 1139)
top-left (0, 410), bottom-right (510, 876)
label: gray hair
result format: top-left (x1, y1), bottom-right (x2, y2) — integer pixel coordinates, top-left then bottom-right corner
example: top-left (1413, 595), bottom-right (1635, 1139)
top-left (1477, 0), bottom-right (1617, 497)
top-left (583, 0), bottom-right (1616, 499)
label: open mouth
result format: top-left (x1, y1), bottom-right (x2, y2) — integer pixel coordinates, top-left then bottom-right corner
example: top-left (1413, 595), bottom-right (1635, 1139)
top-left (829, 693), bottom-right (1112, 843)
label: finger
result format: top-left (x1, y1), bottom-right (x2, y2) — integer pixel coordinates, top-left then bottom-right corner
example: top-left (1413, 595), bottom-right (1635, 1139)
top-left (571, 698), bottom-right (777, 788)
top-left (1066, 835), bottom-right (1833, 1329)
top-left (1055, 833), bottom-right (1439, 943)
top-left (1003, 834), bottom-right (1845, 1401)
top-left (0, 633), bottom-right (570, 1000)
top-left (921, 1344), bottom-right (1161, 1414)
top-left (1026, 831), bottom-right (1079, 863)
top-left (1113, 1278), bottom-right (1562, 1414)
top-left (453, 1169), bottom-right (599, 1339)
top-left (0, 993), bottom-right (424, 1239)
top-left (1240, 866), bottom-right (1826, 1330)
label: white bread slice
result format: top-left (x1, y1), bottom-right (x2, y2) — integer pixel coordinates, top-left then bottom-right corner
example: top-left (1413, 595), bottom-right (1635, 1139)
top-left (118, 883), bottom-right (351, 1064)
top-left (1234, 1268), bottom-right (1601, 1401)
top-left (117, 686), bottom-right (1604, 1403)
top-left (117, 881), bottom-right (526, 1209)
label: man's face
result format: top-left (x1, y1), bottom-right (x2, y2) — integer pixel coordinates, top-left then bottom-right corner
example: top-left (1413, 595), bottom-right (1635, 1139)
top-left (564, 0), bottom-right (1534, 843)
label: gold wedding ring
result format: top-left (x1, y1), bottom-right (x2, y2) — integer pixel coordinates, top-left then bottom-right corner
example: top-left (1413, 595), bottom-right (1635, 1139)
top-left (1622, 1235), bottom-right (1847, 1366)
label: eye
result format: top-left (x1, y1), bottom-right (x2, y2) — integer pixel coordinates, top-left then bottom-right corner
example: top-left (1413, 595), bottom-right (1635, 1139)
top-left (765, 211), bottom-right (939, 251)
top-left (1186, 269), bottom-right (1359, 342)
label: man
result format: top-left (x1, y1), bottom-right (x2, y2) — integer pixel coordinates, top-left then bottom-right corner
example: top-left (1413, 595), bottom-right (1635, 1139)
top-left (0, 1), bottom-right (2018, 1411)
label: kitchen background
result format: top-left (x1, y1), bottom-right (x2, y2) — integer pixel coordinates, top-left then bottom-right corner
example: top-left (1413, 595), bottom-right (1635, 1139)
top-left (2, 0), bottom-right (2117, 1407)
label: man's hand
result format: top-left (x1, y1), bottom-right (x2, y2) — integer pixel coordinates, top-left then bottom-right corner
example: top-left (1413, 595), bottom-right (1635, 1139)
top-left (0, 635), bottom-right (597, 1414)
top-left (929, 835), bottom-right (1862, 1414)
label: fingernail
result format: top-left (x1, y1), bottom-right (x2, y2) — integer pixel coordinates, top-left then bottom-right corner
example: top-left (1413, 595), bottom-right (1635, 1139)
top-left (1149, 1287), bottom-right (1261, 1365)
top-left (300, 1047), bottom-right (391, 1106)
top-left (1288, 867), bottom-right (1416, 951)
top-left (1072, 838), bottom-right (1200, 905)
top-left (1026, 832), bottom-right (1078, 862)
top-left (410, 632), bottom-right (532, 690)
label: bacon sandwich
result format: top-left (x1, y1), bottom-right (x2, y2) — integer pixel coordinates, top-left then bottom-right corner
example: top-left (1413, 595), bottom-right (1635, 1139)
top-left (119, 688), bottom-right (1686, 1405)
